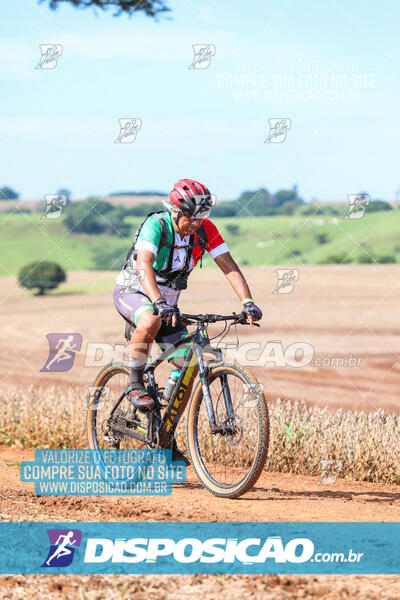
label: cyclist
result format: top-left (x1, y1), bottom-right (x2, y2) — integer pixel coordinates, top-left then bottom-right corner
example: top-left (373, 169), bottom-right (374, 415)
top-left (113, 179), bottom-right (262, 461)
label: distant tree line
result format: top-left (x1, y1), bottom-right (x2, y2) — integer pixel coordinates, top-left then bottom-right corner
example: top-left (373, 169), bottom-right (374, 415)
top-left (108, 190), bottom-right (167, 197)
top-left (2, 183), bottom-right (395, 234)
top-left (212, 186), bottom-right (304, 217)
top-left (63, 198), bottom-right (132, 236)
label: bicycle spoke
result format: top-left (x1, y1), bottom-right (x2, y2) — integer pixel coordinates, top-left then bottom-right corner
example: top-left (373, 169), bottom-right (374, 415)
top-left (193, 369), bottom-right (262, 488)
top-left (89, 366), bottom-right (147, 450)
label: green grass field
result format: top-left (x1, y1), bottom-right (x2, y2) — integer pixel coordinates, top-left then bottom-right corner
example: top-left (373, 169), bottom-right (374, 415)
top-left (1, 209), bottom-right (399, 277)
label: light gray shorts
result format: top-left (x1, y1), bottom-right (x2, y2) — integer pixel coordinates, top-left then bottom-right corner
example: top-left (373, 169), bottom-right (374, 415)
top-left (113, 285), bottom-right (189, 362)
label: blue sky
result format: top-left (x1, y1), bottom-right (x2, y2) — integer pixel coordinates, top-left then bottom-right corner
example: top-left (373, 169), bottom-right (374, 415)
top-left (1, 0), bottom-right (399, 201)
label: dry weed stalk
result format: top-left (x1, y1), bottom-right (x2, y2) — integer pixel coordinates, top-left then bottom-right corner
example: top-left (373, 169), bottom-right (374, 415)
top-left (0, 387), bottom-right (399, 484)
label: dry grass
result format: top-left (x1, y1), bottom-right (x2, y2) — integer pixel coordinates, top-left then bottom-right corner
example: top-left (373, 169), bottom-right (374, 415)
top-left (0, 386), bottom-right (85, 449)
top-left (265, 399), bottom-right (400, 484)
top-left (0, 387), bottom-right (399, 484)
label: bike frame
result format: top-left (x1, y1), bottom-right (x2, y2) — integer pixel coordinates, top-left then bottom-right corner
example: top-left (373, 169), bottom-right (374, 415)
top-left (143, 321), bottom-right (227, 446)
top-left (104, 312), bottom-right (256, 449)
top-left (105, 320), bottom-right (234, 448)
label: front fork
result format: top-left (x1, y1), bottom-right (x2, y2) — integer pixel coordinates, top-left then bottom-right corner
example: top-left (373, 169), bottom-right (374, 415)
top-left (195, 345), bottom-right (234, 434)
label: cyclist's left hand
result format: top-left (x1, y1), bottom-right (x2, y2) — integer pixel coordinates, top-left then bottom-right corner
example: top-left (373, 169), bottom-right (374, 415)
top-left (240, 302), bottom-right (262, 327)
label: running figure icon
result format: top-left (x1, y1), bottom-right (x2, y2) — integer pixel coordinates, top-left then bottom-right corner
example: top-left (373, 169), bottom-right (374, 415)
top-left (45, 531), bottom-right (77, 566)
top-left (41, 528), bottom-right (82, 568)
top-left (45, 335), bottom-right (77, 371)
top-left (40, 333), bottom-right (82, 373)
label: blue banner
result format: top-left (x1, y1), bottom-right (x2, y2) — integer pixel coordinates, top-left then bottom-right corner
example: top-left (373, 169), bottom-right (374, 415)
top-left (0, 522), bottom-right (399, 574)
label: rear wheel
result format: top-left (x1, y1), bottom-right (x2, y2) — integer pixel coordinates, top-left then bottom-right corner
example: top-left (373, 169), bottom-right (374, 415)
top-left (86, 362), bottom-right (148, 451)
top-left (187, 362), bottom-right (269, 498)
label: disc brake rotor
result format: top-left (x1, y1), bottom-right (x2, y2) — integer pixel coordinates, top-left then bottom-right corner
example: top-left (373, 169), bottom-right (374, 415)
top-left (223, 414), bottom-right (244, 447)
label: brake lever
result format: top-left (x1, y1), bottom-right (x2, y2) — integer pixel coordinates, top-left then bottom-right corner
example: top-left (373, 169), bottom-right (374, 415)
top-left (234, 318), bottom-right (260, 327)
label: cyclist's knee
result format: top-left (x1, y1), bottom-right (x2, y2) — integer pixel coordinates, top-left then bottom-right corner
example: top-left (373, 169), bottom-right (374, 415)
top-left (136, 310), bottom-right (161, 336)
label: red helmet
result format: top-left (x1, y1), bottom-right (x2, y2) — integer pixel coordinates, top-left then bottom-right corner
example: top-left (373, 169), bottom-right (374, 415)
top-left (163, 179), bottom-right (215, 219)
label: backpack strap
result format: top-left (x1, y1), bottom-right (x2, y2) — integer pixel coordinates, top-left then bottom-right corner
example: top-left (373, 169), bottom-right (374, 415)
top-left (125, 213), bottom-right (208, 289)
top-left (125, 210), bottom-right (166, 268)
top-left (196, 224), bottom-right (207, 268)
top-left (157, 219), bottom-right (207, 273)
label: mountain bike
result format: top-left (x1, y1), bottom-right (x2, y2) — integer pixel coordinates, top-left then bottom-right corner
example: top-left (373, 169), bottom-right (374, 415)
top-left (86, 312), bottom-right (269, 498)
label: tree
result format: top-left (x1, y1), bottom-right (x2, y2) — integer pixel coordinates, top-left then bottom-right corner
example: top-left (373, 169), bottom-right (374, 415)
top-left (315, 232), bottom-right (329, 245)
top-left (57, 188), bottom-right (72, 205)
top-left (280, 200), bottom-right (300, 215)
top-left (39, 0), bottom-right (170, 18)
top-left (225, 224), bottom-right (240, 236)
top-left (63, 198), bottom-right (130, 235)
top-left (238, 188), bottom-right (275, 207)
top-left (18, 261), bottom-right (66, 295)
top-left (0, 186), bottom-right (19, 200)
top-left (211, 201), bottom-right (238, 217)
top-left (109, 190), bottom-right (167, 196)
top-left (367, 200), bottom-right (392, 212)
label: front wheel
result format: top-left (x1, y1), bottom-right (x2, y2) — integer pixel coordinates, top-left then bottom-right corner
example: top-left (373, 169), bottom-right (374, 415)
top-left (186, 362), bottom-right (269, 498)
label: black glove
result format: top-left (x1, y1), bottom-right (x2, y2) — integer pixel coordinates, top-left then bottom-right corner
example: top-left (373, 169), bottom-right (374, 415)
top-left (153, 298), bottom-right (179, 320)
top-left (240, 301), bottom-right (262, 322)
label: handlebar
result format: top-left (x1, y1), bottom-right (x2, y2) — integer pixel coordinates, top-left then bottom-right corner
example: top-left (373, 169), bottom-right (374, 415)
top-left (178, 312), bottom-right (260, 327)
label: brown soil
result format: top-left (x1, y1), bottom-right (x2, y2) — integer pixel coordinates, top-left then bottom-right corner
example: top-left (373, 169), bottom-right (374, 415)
top-left (1, 266), bottom-right (400, 596)
top-left (1, 447), bottom-right (400, 597)
top-left (1, 447), bottom-right (400, 523)
top-left (1, 266), bottom-right (399, 413)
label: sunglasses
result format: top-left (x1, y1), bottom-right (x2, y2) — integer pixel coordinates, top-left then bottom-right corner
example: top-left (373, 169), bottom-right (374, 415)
top-left (180, 214), bottom-right (205, 222)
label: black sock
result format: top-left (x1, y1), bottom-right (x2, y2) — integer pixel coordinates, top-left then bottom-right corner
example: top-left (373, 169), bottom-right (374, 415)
top-left (128, 358), bottom-right (145, 387)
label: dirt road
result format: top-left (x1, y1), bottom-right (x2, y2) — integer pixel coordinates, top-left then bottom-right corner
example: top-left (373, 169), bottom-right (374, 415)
top-left (2, 448), bottom-right (400, 523)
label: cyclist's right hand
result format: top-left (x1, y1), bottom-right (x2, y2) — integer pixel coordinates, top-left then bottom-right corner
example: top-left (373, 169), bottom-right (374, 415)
top-left (153, 297), bottom-right (179, 323)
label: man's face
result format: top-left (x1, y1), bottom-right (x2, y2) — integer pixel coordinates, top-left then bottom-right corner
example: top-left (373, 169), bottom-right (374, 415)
top-left (174, 212), bottom-right (204, 236)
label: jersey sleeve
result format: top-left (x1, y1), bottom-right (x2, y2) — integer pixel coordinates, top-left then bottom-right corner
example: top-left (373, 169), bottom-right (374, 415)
top-left (136, 215), bottom-right (162, 257)
top-left (203, 219), bottom-right (229, 259)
